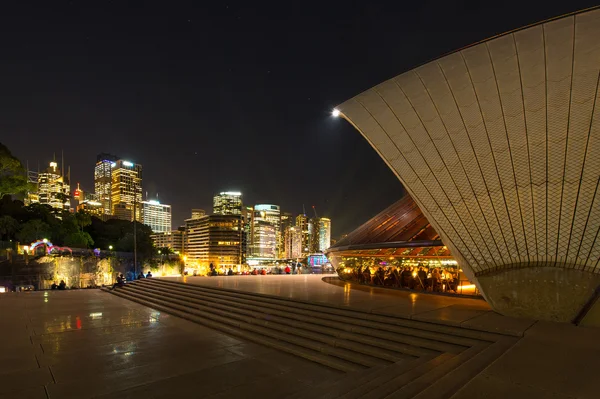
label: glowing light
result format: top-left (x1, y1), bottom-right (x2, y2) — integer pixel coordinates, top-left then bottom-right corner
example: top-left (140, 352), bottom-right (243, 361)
top-left (148, 200), bottom-right (160, 205)
top-left (43, 238), bottom-right (48, 243)
top-left (89, 312), bottom-right (103, 319)
top-left (332, 109), bottom-right (340, 117)
top-left (122, 161), bottom-right (134, 167)
top-left (110, 162), bottom-right (116, 168)
top-left (0, 287), bottom-right (6, 293)
top-left (221, 191), bottom-right (241, 196)
top-left (109, 245), bottom-right (113, 250)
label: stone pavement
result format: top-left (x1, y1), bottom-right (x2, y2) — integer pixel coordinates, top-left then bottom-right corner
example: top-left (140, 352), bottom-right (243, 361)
top-left (165, 275), bottom-right (533, 336)
top-left (1, 275), bottom-right (599, 398)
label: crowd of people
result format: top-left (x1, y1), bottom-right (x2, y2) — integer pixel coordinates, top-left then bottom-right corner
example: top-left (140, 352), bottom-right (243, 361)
top-left (341, 264), bottom-right (463, 294)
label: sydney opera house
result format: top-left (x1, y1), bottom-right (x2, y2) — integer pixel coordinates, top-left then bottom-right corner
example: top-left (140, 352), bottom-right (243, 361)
top-left (330, 7), bottom-right (600, 322)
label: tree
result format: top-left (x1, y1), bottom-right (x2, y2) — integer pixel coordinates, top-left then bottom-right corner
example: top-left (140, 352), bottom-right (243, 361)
top-left (158, 246), bottom-right (174, 255)
top-left (75, 210), bottom-right (92, 232)
top-left (0, 142), bottom-right (30, 199)
top-left (64, 231), bottom-right (94, 248)
top-left (0, 215), bottom-right (19, 241)
top-left (17, 219), bottom-right (52, 244)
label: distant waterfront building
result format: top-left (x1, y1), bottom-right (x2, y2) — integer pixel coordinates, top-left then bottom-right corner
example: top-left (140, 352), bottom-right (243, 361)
top-left (142, 200), bottom-right (172, 233)
top-left (94, 153), bottom-right (118, 216)
top-left (295, 214), bottom-right (310, 256)
top-left (279, 212), bottom-right (293, 258)
top-left (283, 226), bottom-right (302, 259)
top-left (213, 192), bottom-right (242, 215)
top-left (318, 217), bottom-right (331, 252)
top-left (185, 214), bottom-right (245, 268)
top-left (27, 160), bottom-right (70, 211)
top-left (243, 206), bottom-right (254, 260)
top-left (151, 229), bottom-right (185, 254)
top-left (74, 184), bottom-right (104, 218)
top-left (111, 159), bottom-right (142, 222)
top-left (191, 209), bottom-right (206, 219)
top-left (308, 217), bottom-right (320, 253)
top-left (252, 204), bottom-right (280, 258)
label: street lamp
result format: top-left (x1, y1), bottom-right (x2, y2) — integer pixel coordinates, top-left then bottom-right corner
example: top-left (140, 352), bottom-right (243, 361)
top-left (109, 245), bottom-right (113, 251)
top-left (332, 109), bottom-right (340, 117)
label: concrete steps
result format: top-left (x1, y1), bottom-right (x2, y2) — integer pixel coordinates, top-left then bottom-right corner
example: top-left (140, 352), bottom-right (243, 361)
top-left (103, 278), bottom-right (518, 398)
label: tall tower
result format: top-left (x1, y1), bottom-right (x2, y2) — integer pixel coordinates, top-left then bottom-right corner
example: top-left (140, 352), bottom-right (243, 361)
top-left (142, 200), bottom-right (172, 233)
top-left (213, 192), bottom-right (242, 215)
top-left (296, 214), bottom-right (310, 256)
top-left (252, 204), bottom-right (280, 258)
top-left (36, 160), bottom-right (70, 211)
top-left (111, 159), bottom-right (143, 221)
top-left (318, 217), bottom-right (331, 252)
top-left (94, 153), bottom-right (118, 216)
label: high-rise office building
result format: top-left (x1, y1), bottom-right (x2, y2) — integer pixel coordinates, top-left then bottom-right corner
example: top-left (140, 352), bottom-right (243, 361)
top-left (296, 214), bottom-right (310, 256)
top-left (243, 206), bottom-right (254, 260)
top-left (252, 204), bottom-right (280, 258)
top-left (111, 160), bottom-right (142, 221)
top-left (213, 192), bottom-right (242, 215)
top-left (142, 200), bottom-right (171, 233)
top-left (94, 153), bottom-right (118, 216)
top-left (30, 161), bottom-right (70, 211)
top-left (279, 212), bottom-right (293, 258)
top-left (74, 183), bottom-right (104, 218)
top-left (185, 214), bottom-right (245, 268)
top-left (191, 209), bottom-right (206, 219)
top-left (319, 217), bottom-right (332, 252)
top-left (308, 217), bottom-right (321, 253)
top-left (151, 228), bottom-right (185, 254)
top-left (283, 226), bottom-right (302, 259)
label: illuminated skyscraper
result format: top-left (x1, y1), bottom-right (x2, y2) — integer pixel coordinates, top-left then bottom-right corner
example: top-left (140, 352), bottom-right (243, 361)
top-left (142, 200), bottom-right (172, 233)
top-left (185, 214), bottom-right (245, 268)
top-left (308, 217), bottom-right (320, 253)
top-left (94, 153), bottom-right (118, 216)
top-left (252, 204), bottom-right (280, 258)
top-left (111, 160), bottom-right (142, 221)
top-left (296, 214), bottom-right (310, 256)
top-left (213, 192), bottom-right (242, 215)
top-left (32, 160), bottom-right (70, 211)
top-left (318, 217), bottom-right (331, 252)
top-left (283, 226), bottom-right (302, 259)
top-left (279, 212), bottom-right (293, 258)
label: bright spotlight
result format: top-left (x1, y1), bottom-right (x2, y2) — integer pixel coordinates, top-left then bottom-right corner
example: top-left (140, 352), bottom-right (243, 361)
top-left (332, 109), bottom-right (340, 117)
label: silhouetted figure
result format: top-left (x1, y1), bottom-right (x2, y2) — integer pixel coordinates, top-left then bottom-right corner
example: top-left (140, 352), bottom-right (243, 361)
top-left (138, 273), bottom-right (145, 279)
top-left (228, 268), bottom-right (234, 276)
top-left (146, 271), bottom-right (153, 278)
top-left (51, 282), bottom-right (57, 290)
top-left (58, 280), bottom-right (66, 290)
top-left (285, 265), bottom-right (291, 274)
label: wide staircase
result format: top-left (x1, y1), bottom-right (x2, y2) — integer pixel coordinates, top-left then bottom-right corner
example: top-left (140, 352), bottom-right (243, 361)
top-left (103, 278), bottom-right (517, 398)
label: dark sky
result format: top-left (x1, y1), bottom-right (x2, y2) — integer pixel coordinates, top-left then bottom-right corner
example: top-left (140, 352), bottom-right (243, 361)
top-left (1, 0), bottom-right (596, 237)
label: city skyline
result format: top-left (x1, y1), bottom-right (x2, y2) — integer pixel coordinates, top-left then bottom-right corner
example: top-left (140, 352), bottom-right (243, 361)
top-left (3, 1), bottom-right (596, 237)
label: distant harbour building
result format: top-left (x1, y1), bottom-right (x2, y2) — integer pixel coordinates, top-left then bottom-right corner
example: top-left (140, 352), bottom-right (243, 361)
top-left (74, 184), bottom-right (104, 218)
top-left (213, 192), bottom-right (243, 215)
top-left (318, 217), bottom-right (332, 252)
top-left (151, 229), bottom-right (185, 254)
top-left (94, 153), bottom-right (118, 216)
top-left (295, 214), bottom-right (310, 256)
top-left (26, 160), bottom-right (70, 212)
top-left (185, 214), bottom-right (245, 268)
top-left (142, 200), bottom-right (172, 233)
top-left (279, 212), bottom-right (293, 258)
top-left (252, 204), bottom-right (280, 258)
top-left (308, 217), bottom-right (320, 253)
top-left (283, 226), bottom-right (302, 259)
top-left (111, 160), bottom-right (142, 222)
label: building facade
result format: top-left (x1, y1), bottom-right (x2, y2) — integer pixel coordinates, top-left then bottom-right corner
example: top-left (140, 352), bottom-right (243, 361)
top-left (28, 161), bottom-right (70, 211)
top-left (142, 200), bottom-right (172, 233)
top-left (185, 214), bottom-right (245, 268)
top-left (191, 209), bottom-right (206, 219)
top-left (213, 192), bottom-right (242, 215)
top-left (319, 217), bottom-right (332, 252)
top-left (111, 160), bottom-right (142, 222)
top-left (295, 214), bottom-right (310, 256)
top-left (335, 8), bottom-right (600, 321)
top-left (151, 229), bottom-right (185, 254)
top-left (252, 204), bottom-right (280, 258)
top-left (94, 153), bottom-right (118, 216)
top-left (283, 226), bottom-right (303, 259)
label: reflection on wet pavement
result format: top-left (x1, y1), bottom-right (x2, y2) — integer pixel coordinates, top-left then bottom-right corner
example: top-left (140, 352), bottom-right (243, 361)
top-left (0, 289), bottom-right (339, 398)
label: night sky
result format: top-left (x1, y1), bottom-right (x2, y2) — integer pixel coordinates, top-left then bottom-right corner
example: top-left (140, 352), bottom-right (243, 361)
top-left (1, 0), bottom-right (596, 237)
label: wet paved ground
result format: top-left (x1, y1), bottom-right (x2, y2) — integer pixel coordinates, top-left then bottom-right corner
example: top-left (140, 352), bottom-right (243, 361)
top-left (0, 289), bottom-right (340, 399)
top-left (2, 275), bottom-right (599, 398)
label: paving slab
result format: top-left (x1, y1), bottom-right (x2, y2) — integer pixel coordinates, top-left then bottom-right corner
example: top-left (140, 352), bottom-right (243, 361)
top-left (460, 311), bottom-right (537, 336)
